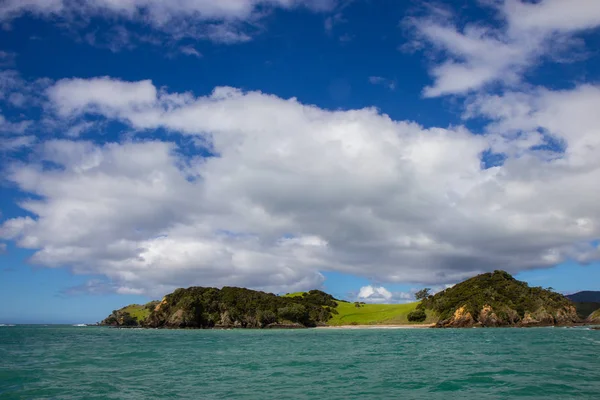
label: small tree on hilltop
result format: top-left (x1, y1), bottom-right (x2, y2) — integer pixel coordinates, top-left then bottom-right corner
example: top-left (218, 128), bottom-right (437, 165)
top-left (415, 288), bottom-right (431, 301)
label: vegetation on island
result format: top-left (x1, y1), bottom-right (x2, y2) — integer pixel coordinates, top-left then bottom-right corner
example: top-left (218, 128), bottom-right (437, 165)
top-left (101, 270), bottom-right (583, 329)
top-left (102, 302), bottom-right (158, 327)
top-left (418, 270), bottom-right (580, 327)
top-left (102, 288), bottom-right (339, 328)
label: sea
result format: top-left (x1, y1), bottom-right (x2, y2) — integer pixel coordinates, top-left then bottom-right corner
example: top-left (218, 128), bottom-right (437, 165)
top-left (1, 325), bottom-right (599, 399)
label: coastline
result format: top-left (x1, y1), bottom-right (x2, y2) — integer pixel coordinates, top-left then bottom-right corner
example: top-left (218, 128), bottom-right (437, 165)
top-left (316, 324), bottom-right (435, 329)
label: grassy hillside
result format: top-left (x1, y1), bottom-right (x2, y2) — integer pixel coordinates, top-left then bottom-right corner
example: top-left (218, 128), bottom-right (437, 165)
top-left (283, 292), bottom-right (306, 298)
top-left (284, 292), bottom-right (432, 325)
top-left (328, 301), bottom-right (434, 325)
top-left (121, 304), bottom-right (152, 321)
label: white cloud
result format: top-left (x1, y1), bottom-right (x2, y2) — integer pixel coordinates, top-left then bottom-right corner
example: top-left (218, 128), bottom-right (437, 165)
top-left (407, 0), bottom-right (600, 97)
top-left (0, 69), bottom-right (50, 108)
top-left (357, 285), bottom-right (411, 303)
top-left (368, 76), bottom-right (396, 91)
top-left (0, 134), bottom-right (36, 151)
top-left (0, 115), bottom-right (31, 135)
top-left (0, 0), bottom-right (335, 45)
top-left (2, 76), bottom-right (600, 297)
top-left (65, 121), bottom-right (96, 138)
top-left (179, 45), bottom-right (202, 58)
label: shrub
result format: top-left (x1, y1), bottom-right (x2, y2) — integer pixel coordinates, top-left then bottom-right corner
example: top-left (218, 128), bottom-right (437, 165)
top-left (407, 309), bottom-right (427, 322)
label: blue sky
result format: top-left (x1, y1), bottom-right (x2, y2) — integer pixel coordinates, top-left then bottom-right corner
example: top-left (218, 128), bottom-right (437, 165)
top-left (1, 0), bottom-right (600, 324)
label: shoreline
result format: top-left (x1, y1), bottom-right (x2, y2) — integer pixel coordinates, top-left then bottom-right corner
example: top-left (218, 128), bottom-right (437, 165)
top-left (316, 324), bottom-right (435, 329)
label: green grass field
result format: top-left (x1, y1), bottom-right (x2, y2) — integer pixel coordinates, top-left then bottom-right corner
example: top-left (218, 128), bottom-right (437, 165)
top-left (121, 304), bottom-right (151, 322)
top-left (328, 301), bottom-right (435, 325)
top-left (281, 292), bottom-right (434, 325)
top-left (283, 292), bottom-right (305, 298)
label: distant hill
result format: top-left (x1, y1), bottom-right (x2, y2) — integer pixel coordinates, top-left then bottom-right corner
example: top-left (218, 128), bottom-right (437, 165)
top-left (565, 292), bottom-right (600, 319)
top-left (419, 270), bottom-right (580, 327)
top-left (567, 291), bottom-right (600, 303)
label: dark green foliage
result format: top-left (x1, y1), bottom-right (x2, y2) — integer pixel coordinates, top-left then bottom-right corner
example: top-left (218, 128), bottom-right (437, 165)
top-left (145, 301), bottom-right (160, 311)
top-left (415, 288), bottom-right (431, 301)
top-left (100, 310), bottom-right (138, 327)
top-left (407, 309), bottom-right (426, 322)
top-left (120, 312), bottom-right (138, 326)
top-left (144, 286), bottom-right (339, 329)
top-left (573, 302), bottom-right (600, 319)
top-left (419, 270), bottom-right (575, 324)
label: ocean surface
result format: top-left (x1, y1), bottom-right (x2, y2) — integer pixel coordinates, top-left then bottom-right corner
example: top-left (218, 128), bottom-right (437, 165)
top-left (1, 326), bottom-right (599, 399)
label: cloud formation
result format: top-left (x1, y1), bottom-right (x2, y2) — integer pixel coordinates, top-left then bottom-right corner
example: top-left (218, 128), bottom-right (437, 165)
top-left (0, 0), bottom-right (335, 44)
top-left (408, 0), bottom-right (600, 96)
top-left (368, 76), bottom-right (396, 91)
top-left (1, 75), bottom-right (599, 296)
top-left (357, 285), bottom-right (411, 303)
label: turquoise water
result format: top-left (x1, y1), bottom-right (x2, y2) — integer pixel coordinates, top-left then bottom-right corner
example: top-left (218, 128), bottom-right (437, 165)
top-left (1, 326), bottom-right (599, 399)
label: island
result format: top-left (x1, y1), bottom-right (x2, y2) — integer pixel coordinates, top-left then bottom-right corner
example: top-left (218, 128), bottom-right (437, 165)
top-left (100, 270), bottom-right (594, 329)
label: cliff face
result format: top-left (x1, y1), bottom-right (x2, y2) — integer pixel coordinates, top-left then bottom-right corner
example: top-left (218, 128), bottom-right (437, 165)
top-left (420, 270), bottom-right (580, 328)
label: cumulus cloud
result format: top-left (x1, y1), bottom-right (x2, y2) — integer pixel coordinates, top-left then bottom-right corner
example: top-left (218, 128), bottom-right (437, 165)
top-left (357, 285), bottom-right (412, 303)
top-left (0, 76), bottom-right (598, 297)
top-left (407, 0), bottom-right (600, 97)
top-left (0, 0), bottom-right (335, 45)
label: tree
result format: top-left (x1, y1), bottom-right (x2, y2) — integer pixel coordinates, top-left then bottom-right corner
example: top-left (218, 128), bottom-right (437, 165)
top-left (415, 288), bottom-right (431, 301)
top-left (407, 309), bottom-right (426, 322)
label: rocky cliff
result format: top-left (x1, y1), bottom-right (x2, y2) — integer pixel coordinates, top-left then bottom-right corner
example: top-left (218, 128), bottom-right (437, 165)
top-left (419, 270), bottom-right (580, 328)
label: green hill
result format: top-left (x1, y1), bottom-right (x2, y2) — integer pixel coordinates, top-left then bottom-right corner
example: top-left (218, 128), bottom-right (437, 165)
top-left (419, 270), bottom-right (579, 327)
top-left (283, 292), bottom-right (306, 298)
top-left (328, 301), bottom-right (433, 325)
top-left (105, 288), bottom-right (339, 328)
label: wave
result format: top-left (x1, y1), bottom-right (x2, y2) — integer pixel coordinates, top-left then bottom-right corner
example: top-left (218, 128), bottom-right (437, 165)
top-left (0, 324), bottom-right (15, 327)
top-left (72, 324), bottom-right (88, 327)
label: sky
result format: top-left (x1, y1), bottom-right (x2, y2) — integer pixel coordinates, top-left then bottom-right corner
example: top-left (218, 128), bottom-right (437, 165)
top-left (1, 0), bottom-right (600, 324)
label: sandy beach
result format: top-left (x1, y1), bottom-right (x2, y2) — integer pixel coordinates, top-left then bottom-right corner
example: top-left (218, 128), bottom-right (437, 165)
top-left (316, 324), bottom-right (435, 329)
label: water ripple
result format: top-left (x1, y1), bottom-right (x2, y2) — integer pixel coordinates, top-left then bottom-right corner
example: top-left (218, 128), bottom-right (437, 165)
top-left (1, 326), bottom-right (599, 399)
